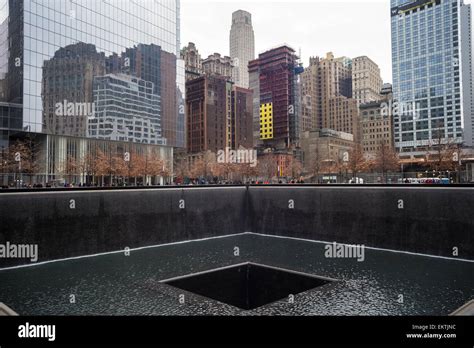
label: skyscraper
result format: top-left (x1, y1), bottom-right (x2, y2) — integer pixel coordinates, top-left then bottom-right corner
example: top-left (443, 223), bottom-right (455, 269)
top-left (300, 54), bottom-right (358, 140)
top-left (181, 42), bottom-right (203, 81)
top-left (185, 75), bottom-right (253, 154)
top-left (89, 74), bottom-right (163, 145)
top-left (0, 0), bottom-right (185, 148)
top-left (202, 53), bottom-right (234, 80)
top-left (230, 10), bottom-right (255, 88)
top-left (42, 43), bottom-right (106, 138)
top-left (391, 0), bottom-right (473, 153)
top-left (352, 56), bottom-right (383, 106)
top-left (0, 0), bottom-right (180, 182)
top-left (249, 45), bottom-right (301, 149)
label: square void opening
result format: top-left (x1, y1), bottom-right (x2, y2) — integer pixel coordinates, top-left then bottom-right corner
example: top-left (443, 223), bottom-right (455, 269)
top-left (162, 262), bottom-right (335, 310)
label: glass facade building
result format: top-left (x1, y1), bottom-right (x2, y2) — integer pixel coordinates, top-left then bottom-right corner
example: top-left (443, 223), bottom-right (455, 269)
top-left (391, 0), bottom-right (473, 153)
top-left (90, 74), bottom-right (162, 145)
top-left (0, 0), bottom-right (185, 148)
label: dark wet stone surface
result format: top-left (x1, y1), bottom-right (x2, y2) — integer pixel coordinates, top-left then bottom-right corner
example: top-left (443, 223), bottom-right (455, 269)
top-left (0, 234), bottom-right (472, 315)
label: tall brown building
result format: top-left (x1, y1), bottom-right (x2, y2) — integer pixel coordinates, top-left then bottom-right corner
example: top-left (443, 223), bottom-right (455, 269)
top-left (232, 86), bottom-right (253, 149)
top-left (160, 50), bottom-right (178, 147)
top-left (248, 45), bottom-right (301, 150)
top-left (202, 53), bottom-right (234, 81)
top-left (300, 53), bottom-right (358, 141)
top-left (181, 42), bottom-right (203, 81)
top-left (352, 56), bottom-right (383, 106)
top-left (186, 75), bottom-right (252, 154)
top-left (42, 43), bottom-right (106, 137)
top-left (115, 44), bottom-right (183, 148)
top-left (328, 97), bottom-right (360, 141)
top-left (360, 97), bottom-right (394, 156)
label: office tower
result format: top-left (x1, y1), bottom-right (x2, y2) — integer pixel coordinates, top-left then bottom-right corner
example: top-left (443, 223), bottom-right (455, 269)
top-left (202, 53), bottom-right (234, 80)
top-left (300, 54), bottom-right (359, 140)
top-left (121, 44), bottom-right (162, 96)
top-left (232, 87), bottom-right (254, 149)
top-left (248, 45), bottom-right (301, 149)
top-left (391, 0), bottom-right (473, 153)
top-left (186, 75), bottom-right (253, 154)
top-left (360, 98), bottom-right (395, 156)
top-left (352, 56), bottom-right (383, 105)
top-left (42, 43), bottom-right (106, 137)
top-left (299, 65), bottom-right (315, 132)
top-left (0, 0), bottom-right (181, 181)
top-left (461, 3), bottom-right (473, 147)
top-left (89, 74), bottom-right (163, 145)
top-left (328, 97), bottom-right (360, 141)
top-left (161, 50), bottom-right (181, 147)
top-left (0, 0), bottom-right (185, 147)
top-left (181, 42), bottom-right (203, 81)
top-left (248, 59), bottom-right (261, 145)
top-left (230, 10), bottom-right (255, 88)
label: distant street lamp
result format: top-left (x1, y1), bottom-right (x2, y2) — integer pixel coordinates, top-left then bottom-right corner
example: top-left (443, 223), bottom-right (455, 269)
top-left (15, 152), bottom-right (21, 188)
top-left (124, 151), bottom-right (131, 186)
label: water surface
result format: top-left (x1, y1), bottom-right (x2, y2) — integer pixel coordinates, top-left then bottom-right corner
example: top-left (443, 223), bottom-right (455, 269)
top-left (0, 234), bottom-right (472, 315)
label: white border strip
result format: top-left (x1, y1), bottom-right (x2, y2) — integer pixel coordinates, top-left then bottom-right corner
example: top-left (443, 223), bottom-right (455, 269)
top-left (1, 231), bottom-right (472, 271)
top-left (160, 262), bottom-right (251, 283)
top-left (250, 186), bottom-right (474, 191)
top-left (0, 186), bottom-right (246, 196)
top-left (1, 185), bottom-right (473, 196)
top-left (0, 233), bottom-right (248, 272)
top-left (245, 232), bottom-right (474, 263)
top-left (160, 261), bottom-right (338, 283)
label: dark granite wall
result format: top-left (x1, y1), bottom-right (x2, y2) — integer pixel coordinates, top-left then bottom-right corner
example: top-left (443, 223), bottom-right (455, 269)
top-left (249, 187), bottom-right (474, 260)
top-left (0, 187), bottom-right (248, 266)
top-left (0, 186), bottom-right (472, 266)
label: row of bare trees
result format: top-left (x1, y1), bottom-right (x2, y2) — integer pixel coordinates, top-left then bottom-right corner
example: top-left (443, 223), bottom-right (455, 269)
top-left (307, 144), bottom-right (399, 182)
top-left (174, 151), bottom-right (304, 183)
top-left (1, 136), bottom-right (42, 185)
top-left (1, 134), bottom-right (467, 186)
top-left (1, 136), bottom-right (170, 186)
top-left (63, 150), bottom-right (170, 186)
top-left (308, 140), bottom-right (466, 183)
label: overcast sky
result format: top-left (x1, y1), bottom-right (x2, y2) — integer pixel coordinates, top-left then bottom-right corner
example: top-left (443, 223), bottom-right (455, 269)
top-left (181, 0), bottom-right (473, 83)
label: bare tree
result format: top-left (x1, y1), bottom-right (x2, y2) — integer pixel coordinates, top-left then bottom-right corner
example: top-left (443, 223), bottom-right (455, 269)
top-left (149, 154), bottom-right (165, 184)
top-left (174, 156), bottom-right (190, 183)
top-left (235, 163), bottom-right (258, 183)
top-left (129, 153), bottom-right (145, 185)
top-left (429, 125), bottom-right (460, 172)
top-left (189, 151), bottom-right (216, 180)
top-left (372, 142), bottom-right (399, 183)
top-left (113, 154), bottom-right (128, 184)
top-left (288, 157), bottom-right (303, 180)
top-left (64, 155), bottom-right (78, 184)
top-left (94, 149), bottom-right (109, 186)
top-left (257, 156), bottom-right (278, 182)
top-left (8, 136), bottom-right (42, 185)
top-left (347, 144), bottom-right (368, 179)
top-left (309, 145), bottom-right (322, 182)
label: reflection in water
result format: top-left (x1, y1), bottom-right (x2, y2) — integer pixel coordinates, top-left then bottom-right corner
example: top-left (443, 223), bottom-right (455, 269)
top-left (1, 0), bottom-right (185, 147)
top-left (0, 234), bottom-right (472, 316)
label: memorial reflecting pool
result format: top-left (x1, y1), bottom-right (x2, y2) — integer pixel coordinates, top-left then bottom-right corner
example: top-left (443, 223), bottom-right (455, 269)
top-left (0, 233), bottom-right (472, 316)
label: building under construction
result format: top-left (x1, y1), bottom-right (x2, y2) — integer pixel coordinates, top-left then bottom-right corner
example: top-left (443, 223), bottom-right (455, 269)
top-left (249, 45), bottom-right (301, 151)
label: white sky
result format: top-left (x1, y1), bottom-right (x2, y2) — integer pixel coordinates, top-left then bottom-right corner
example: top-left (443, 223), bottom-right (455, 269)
top-left (181, 0), bottom-right (473, 83)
